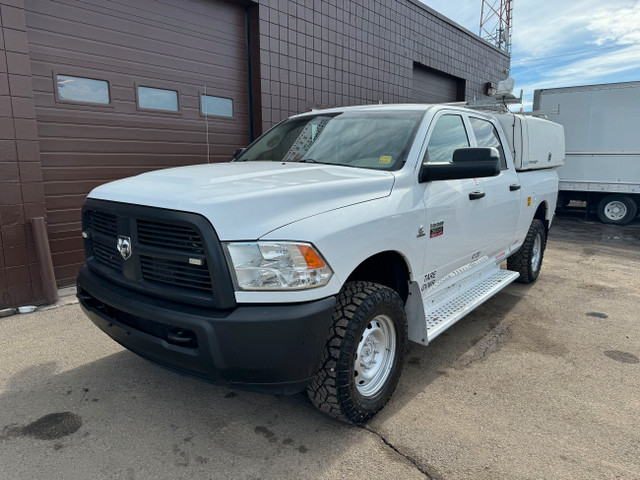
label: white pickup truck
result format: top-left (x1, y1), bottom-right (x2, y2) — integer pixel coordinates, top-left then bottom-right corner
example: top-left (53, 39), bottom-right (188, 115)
top-left (77, 104), bottom-right (563, 423)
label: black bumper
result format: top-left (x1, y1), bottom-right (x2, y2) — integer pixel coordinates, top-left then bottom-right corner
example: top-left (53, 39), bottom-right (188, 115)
top-left (77, 265), bottom-right (336, 394)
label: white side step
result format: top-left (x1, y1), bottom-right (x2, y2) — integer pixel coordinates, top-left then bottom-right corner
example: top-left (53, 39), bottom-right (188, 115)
top-left (425, 268), bottom-right (519, 342)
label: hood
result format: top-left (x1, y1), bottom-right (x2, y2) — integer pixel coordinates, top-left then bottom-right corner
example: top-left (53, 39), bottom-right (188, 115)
top-left (88, 162), bottom-right (395, 239)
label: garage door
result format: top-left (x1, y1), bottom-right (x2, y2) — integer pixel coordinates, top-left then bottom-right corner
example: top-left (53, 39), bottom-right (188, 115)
top-left (410, 64), bottom-right (465, 104)
top-left (25, 0), bottom-right (250, 287)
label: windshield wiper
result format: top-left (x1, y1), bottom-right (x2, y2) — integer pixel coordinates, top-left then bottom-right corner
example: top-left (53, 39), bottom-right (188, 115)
top-left (298, 158), bottom-right (320, 163)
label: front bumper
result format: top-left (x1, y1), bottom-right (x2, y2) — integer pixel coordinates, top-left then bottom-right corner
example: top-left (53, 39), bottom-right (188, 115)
top-left (77, 265), bottom-right (335, 394)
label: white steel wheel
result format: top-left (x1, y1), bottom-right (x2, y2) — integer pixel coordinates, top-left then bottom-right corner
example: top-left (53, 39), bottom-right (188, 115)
top-left (603, 201), bottom-right (627, 222)
top-left (354, 314), bottom-right (397, 397)
top-left (597, 194), bottom-right (637, 225)
top-left (531, 232), bottom-right (543, 273)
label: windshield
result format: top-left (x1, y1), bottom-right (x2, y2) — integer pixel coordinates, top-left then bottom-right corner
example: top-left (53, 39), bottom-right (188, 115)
top-left (235, 110), bottom-right (425, 170)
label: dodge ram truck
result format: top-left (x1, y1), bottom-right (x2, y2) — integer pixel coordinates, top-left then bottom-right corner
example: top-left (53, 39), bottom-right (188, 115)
top-left (77, 104), bottom-right (564, 423)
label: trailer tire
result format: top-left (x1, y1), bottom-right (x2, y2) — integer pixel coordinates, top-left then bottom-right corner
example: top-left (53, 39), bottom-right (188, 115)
top-left (508, 219), bottom-right (546, 284)
top-left (306, 281), bottom-right (407, 424)
top-left (597, 194), bottom-right (637, 225)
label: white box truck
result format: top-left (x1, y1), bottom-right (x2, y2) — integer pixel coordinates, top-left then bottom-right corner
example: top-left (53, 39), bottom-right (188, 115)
top-left (77, 104), bottom-right (563, 423)
top-left (534, 81), bottom-right (640, 225)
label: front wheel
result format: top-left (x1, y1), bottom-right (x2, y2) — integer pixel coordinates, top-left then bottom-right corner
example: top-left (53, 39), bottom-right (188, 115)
top-left (507, 219), bottom-right (547, 284)
top-left (597, 194), bottom-right (637, 225)
top-left (306, 281), bottom-right (407, 424)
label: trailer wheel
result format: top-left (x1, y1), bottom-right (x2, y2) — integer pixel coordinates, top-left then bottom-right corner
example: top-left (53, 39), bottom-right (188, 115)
top-left (306, 281), bottom-right (407, 424)
top-left (508, 219), bottom-right (547, 284)
top-left (597, 195), bottom-right (637, 225)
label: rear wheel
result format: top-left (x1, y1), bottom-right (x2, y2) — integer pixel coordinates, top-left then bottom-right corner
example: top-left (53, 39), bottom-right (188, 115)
top-left (306, 281), bottom-right (407, 424)
top-left (507, 219), bottom-right (547, 284)
top-left (597, 194), bottom-right (637, 225)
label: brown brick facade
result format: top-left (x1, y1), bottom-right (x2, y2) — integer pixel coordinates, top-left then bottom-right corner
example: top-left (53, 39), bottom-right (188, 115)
top-left (0, 0), bottom-right (45, 308)
top-left (254, 0), bottom-right (509, 132)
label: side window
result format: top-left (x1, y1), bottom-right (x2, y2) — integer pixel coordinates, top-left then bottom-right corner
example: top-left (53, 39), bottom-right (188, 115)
top-left (201, 95), bottom-right (233, 117)
top-left (56, 75), bottom-right (110, 104)
top-left (425, 115), bottom-right (469, 164)
top-left (137, 86), bottom-right (179, 111)
top-left (469, 117), bottom-right (507, 170)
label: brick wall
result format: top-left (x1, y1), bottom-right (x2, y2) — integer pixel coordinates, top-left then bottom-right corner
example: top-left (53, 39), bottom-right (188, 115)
top-left (255, 0), bottom-right (510, 132)
top-left (0, 0), bottom-right (45, 308)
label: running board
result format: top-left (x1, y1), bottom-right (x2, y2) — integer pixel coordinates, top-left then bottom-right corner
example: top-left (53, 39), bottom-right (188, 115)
top-left (424, 268), bottom-right (519, 343)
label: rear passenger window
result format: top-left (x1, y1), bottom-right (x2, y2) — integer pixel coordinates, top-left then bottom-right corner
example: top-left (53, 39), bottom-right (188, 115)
top-left (425, 115), bottom-right (469, 164)
top-left (469, 117), bottom-right (507, 170)
top-left (56, 75), bottom-right (109, 104)
top-left (137, 86), bottom-right (179, 111)
top-left (201, 95), bottom-right (233, 117)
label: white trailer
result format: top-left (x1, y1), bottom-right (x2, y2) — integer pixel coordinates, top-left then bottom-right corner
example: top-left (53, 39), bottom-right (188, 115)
top-left (534, 81), bottom-right (640, 225)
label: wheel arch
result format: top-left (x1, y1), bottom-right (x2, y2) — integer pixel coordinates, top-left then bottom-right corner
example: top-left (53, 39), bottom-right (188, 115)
top-left (345, 250), bottom-right (412, 303)
top-left (534, 201), bottom-right (550, 231)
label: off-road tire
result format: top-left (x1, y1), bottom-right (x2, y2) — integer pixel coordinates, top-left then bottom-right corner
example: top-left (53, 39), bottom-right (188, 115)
top-left (596, 194), bottom-right (637, 225)
top-left (306, 281), bottom-right (407, 424)
top-left (507, 219), bottom-right (547, 284)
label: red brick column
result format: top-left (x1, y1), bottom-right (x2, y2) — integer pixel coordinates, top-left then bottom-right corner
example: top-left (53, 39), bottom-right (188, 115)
top-left (0, 0), bottom-right (46, 308)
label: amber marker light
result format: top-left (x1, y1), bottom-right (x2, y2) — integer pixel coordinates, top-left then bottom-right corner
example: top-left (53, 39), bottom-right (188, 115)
top-left (298, 245), bottom-right (326, 269)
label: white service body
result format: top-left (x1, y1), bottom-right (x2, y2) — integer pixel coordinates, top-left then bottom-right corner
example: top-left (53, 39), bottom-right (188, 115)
top-left (494, 114), bottom-right (565, 170)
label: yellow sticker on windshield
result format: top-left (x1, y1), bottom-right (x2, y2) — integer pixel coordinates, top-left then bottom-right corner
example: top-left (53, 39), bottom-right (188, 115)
top-left (379, 155), bottom-right (392, 164)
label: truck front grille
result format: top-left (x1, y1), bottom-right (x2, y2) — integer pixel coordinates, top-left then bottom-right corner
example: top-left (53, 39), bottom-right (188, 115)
top-left (92, 240), bottom-right (123, 271)
top-left (140, 255), bottom-right (212, 292)
top-left (83, 204), bottom-right (228, 307)
top-left (89, 210), bottom-right (118, 237)
top-left (88, 211), bottom-right (122, 272)
top-left (137, 219), bottom-right (205, 253)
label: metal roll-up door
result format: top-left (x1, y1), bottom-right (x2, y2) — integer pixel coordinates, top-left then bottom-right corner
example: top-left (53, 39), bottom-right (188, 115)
top-left (25, 0), bottom-right (250, 286)
top-left (410, 64), bottom-right (465, 104)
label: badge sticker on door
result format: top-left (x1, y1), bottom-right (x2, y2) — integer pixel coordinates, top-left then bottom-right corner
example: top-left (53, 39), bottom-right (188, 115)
top-left (429, 220), bottom-right (444, 238)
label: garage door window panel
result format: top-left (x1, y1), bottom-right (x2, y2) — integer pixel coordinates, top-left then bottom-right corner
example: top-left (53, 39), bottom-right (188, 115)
top-left (137, 86), bottom-right (180, 112)
top-left (201, 94), bottom-right (233, 118)
top-left (469, 117), bottom-right (507, 170)
top-left (425, 115), bottom-right (470, 164)
top-left (55, 74), bottom-right (110, 105)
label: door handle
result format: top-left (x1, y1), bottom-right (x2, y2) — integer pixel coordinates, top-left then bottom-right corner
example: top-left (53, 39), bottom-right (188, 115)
top-left (509, 184), bottom-right (521, 191)
top-left (469, 191), bottom-right (485, 200)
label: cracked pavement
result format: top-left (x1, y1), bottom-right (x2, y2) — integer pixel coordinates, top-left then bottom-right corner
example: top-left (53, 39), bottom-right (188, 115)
top-left (1, 216), bottom-right (639, 479)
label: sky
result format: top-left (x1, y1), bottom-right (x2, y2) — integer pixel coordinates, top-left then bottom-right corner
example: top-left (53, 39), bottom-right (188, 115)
top-left (420, 0), bottom-right (640, 109)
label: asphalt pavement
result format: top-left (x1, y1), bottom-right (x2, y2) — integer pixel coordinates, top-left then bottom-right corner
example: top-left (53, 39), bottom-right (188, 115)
top-left (1, 216), bottom-right (639, 480)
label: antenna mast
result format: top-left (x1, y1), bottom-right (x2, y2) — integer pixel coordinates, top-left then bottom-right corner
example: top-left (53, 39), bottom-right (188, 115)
top-left (479, 0), bottom-right (513, 53)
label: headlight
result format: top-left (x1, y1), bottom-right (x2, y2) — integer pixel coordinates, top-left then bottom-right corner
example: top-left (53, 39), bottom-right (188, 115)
top-left (224, 242), bottom-right (333, 290)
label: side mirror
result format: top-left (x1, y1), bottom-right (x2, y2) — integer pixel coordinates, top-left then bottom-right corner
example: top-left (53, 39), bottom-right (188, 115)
top-left (232, 148), bottom-right (245, 160)
top-left (419, 147), bottom-right (501, 183)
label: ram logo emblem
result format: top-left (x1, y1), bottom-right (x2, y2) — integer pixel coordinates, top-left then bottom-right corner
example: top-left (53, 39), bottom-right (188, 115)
top-left (117, 236), bottom-right (132, 260)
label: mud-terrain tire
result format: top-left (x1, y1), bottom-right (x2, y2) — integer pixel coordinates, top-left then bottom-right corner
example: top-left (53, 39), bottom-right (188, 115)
top-left (306, 281), bottom-right (407, 424)
top-left (507, 219), bottom-right (547, 284)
